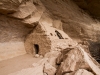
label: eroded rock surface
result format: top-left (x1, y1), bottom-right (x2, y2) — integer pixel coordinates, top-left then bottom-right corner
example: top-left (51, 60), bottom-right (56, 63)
top-left (56, 47), bottom-right (90, 75)
top-left (8, 45), bottom-right (100, 75)
top-left (0, 14), bottom-right (33, 61)
top-left (73, 0), bottom-right (100, 19)
top-left (0, 1), bottom-right (100, 75)
top-left (0, 0), bottom-right (100, 66)
top-left (64, 69), bottom-right (94, 75)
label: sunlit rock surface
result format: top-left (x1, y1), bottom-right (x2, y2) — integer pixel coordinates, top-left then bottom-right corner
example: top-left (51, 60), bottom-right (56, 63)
top-left (0, 0), bottom-right (100, 62)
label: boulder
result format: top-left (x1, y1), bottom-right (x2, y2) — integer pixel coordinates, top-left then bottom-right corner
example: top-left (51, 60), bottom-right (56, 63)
top-left (44, 62), bottom-right (56, 75)
top-left (56, 48), bottom-right (90, 75)
top-left (23, 9), bottom-right (44, 24)
top-left (56, 48), bottom-right (73, 65)
top-left (48, 57), bottom-right (57, 67)
top-left (11, 0), bottom-right (37, 19)
top-left (34, 54), bottom-right (40, 58)
top-left (64, 69), bottom-right (94, 75)
top-left (77, 45), bottom-right (100, 75)
top-left (64, 72), bottom-right (74, 75)
top-left (45, 51), bottom-right (61, 67)
top-left (74, 69), bottom-right (94, 75)
top-left (56, 52), bottom-right (63, 65)
top-left (44, 73), bottom-right (48, 75)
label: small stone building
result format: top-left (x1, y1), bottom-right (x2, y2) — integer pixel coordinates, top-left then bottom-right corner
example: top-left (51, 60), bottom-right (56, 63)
top-left (25, 22), bottom-right (75, 56)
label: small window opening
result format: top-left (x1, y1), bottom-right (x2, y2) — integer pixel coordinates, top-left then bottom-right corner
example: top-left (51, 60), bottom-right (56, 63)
top-left (34, 44), bottom-right (39, 54)
top-left (50, 33), bottom-right (53, 36)
top-left (55, 30), bottom-right (64, 39)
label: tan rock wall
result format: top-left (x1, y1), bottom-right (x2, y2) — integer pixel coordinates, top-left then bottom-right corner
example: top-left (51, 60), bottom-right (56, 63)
top-left (0, 0), bottom-right (100, 61)
top-left (73, 0), bottom-right (100, 19)
top-left (40, 0), bottom-right (100, 60)
top-left (40, 0), bottom-right (100, 42)
top-left (0, 14), bottom-right (33, 61)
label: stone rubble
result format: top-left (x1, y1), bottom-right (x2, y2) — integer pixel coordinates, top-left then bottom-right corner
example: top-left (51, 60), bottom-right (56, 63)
top-left (74, 69), bottom-right (94, 75)
top-left (8, 44), bottom-right (100, 75)
top-left (44, 51), bottom-right (61, 68)
top-left (34, 54), bottom-right (40, 58)
top-left (44, 62), bottom-right (57, 75)
top-left (56, 47), bottom-right (90, 75)
top-left (64, 69), bottom-right (94, 75)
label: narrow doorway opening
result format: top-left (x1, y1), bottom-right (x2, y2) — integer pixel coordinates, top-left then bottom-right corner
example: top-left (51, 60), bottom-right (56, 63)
top-left (34, 44), bottom-right (39, 54)
top-left (55, 30), bottom-right (64, 39)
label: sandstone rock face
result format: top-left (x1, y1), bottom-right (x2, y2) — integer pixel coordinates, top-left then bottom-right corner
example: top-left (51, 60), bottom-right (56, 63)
top-left (74, 69), bottom-right (94, 75)
top-left (0, 2), bottom-right (100, 75)
top-left (44, 62), bottom-right (56, 75)
top-left (73, 0), bottom-right (100, 19)
top-left (0, 14), bottom-right (33, 61)
top-left (11, 0), bottom-right (37, 19)
top-left (56, 48), bottom-right (89, 75)
top-left (64, 69), bottom-right (94, 75)
top-left (45, 51), bottom-right (61, 67)
top-left (53, 20), bottom-right (63, 30)
top-left (56, 45), bottom-right (100, 75)
top-left (40, 0), bottom-right (100, 42)
top-left (0, 0), bottom-right (45, 61)
top-left (0, 0), bottom-right (21, 14)
top-left (0, 0), bottom-right (100, 62)
top-left (40, 0), bottom-right (100, 61)
top-left (77, 45), bottom-right (100, 75)
top-left (8, 44), bottom-right (99, 75)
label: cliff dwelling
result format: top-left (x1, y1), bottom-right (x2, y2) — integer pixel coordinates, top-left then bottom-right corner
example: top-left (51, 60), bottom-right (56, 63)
top-left (0, 0), bottom-right (100, 75)
top-left (25, 22), bottom-right (74, 56)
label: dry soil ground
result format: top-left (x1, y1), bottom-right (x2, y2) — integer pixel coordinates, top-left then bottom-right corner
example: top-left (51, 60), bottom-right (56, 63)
top-left (0, 54), bottom-right (41, 75)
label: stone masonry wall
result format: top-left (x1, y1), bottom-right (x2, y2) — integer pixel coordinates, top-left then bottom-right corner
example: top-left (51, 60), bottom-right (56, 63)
top-left (25, 33), bottom-right (51, 56)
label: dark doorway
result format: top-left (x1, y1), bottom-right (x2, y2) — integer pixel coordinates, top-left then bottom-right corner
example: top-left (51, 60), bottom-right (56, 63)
top-left (34, 44), bottom-right (39, 54)
top-left (55, 30), bottom-right (64, 39)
